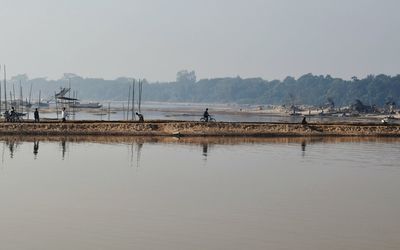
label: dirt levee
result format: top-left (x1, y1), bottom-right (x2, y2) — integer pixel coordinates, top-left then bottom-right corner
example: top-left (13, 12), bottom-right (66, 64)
top-left (0, 120), bottom-right (399, 137)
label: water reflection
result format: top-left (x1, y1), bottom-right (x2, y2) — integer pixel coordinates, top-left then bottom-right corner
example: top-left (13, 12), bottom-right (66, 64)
top-left (129, 141), bottom-right (143, 168)
top-left (0, 136), bottom-right (399, 162)
top-left (61, 140), bottom-right (66, 160)
top-left (202, 143), bottom-right (208, 157)
top-left (301, 140), bottom-right (306, 157)
top-left (33, 141), bottom-right (39, 159)
top-left (4, 139), bottom-right (21, 159)
top-left (0, 137), bottom-right (399, 250)
top-left (8, 141), bottom-right (15, 159)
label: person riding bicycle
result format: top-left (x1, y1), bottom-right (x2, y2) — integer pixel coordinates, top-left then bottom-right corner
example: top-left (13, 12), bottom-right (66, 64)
top-left (203, 108), bottom-right (210, 122)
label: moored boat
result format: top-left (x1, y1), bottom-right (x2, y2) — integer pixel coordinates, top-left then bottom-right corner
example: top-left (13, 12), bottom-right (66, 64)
top-left (70, 102), bottom-right (102, 109)
top-left (381, 116), bottom-right (398, 124)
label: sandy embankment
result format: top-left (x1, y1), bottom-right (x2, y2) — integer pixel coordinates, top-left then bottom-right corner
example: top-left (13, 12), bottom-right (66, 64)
top-left (0, 120), bottom-right (400, 137)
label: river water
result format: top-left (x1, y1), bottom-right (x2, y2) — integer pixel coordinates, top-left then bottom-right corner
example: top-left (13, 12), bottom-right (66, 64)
top-left (0, 137), bottom-right (399, 250)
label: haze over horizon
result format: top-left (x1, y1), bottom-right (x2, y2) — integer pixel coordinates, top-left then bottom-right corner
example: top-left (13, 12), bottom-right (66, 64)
top-left (1, 0), bottom-right (399, 81)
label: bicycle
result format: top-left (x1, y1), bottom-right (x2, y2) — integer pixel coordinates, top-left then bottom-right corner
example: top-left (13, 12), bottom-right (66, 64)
top-left (200, 116), bottom-right (216, 122)
top-left (3, 111), bottom-right (25, 122)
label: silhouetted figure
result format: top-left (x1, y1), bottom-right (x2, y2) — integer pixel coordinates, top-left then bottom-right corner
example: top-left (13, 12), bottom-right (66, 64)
top-left (4, 110), bottom-right (10, 122)
top-left (136, 112), bottom-right (144, 122)
top-left (61, 107), bottom-right (68, 122)
top-left (33, 141), bottom-right (39, 159)
top-left (301, 116), bottom-right (307, 124)
top-left (203, 108), bottom-right (210, 122)
top-left (34, 108), bottom-right (40, 123)
top-left (5, 107), bottom-right (16, 122)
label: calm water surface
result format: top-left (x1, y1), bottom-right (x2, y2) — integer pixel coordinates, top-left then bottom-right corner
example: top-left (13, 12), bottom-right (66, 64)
top-left (0, 137), bottom-right (399, 250)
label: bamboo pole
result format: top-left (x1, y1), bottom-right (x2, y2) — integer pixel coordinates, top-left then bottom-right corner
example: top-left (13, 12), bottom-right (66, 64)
top-left (68, 78), bottom-right (71, 113)
top-left (20, 85), bottom-right (23, 114)
top-left (108, 102), bottom-right (111, 121)
top-left (122, 103), bottom-right (125, 120)
top-left (4, 65), bottom-right (7, 111)
top-left (29, 83), bottom-right (32, 106)
top-left (12, 84), bottom-right (15, 109)
top-left (25, 97), bottom-right (28, 119)
top-left (127, 85), bottom-right (131, 121)
top-left (19, 81), bottom-right (22, 113)
top-left (138, 79), bottom-right (143, 113)
top-left (132, 79), bottom-right (135, 120)
top-left (0, 65), bottom-right (2, 113)
top-left (55, 92), bottom-right (58, 119)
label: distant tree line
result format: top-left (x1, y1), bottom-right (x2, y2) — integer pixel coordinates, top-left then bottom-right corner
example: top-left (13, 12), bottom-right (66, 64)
top-left (9, 72), bottom-right (400, 107)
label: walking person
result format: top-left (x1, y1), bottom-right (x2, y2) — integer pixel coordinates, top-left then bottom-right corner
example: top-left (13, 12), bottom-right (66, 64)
top-left (61, 107), bottom-right (68, 122)
top-left (34, 108), bottom-right (40, 123)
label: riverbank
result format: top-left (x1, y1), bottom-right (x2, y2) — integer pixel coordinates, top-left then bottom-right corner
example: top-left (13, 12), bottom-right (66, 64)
top-left (0, 120), bottom-right (400, 137)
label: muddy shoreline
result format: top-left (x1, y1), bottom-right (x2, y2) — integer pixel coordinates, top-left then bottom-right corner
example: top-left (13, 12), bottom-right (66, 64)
top-left (0, 120), bottom-right (399, 137)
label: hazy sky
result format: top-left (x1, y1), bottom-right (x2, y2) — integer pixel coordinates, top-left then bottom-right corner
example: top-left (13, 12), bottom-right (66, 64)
top-left (0, 0), bottom-right (399, 81)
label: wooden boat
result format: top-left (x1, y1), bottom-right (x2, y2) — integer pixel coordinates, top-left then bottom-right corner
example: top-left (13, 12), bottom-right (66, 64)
top-left (70, 102), bottom-right (102, 109)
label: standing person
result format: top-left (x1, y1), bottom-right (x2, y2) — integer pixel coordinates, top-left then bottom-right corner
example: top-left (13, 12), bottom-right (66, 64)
top-left (34, 108), bottom-right (40, 123)
top-left (61, 107), bottom-right (68, 122)
top-left (9, 107), bottom-right (16, 122)
top-left (203, 108), bottom-right (210, 122)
